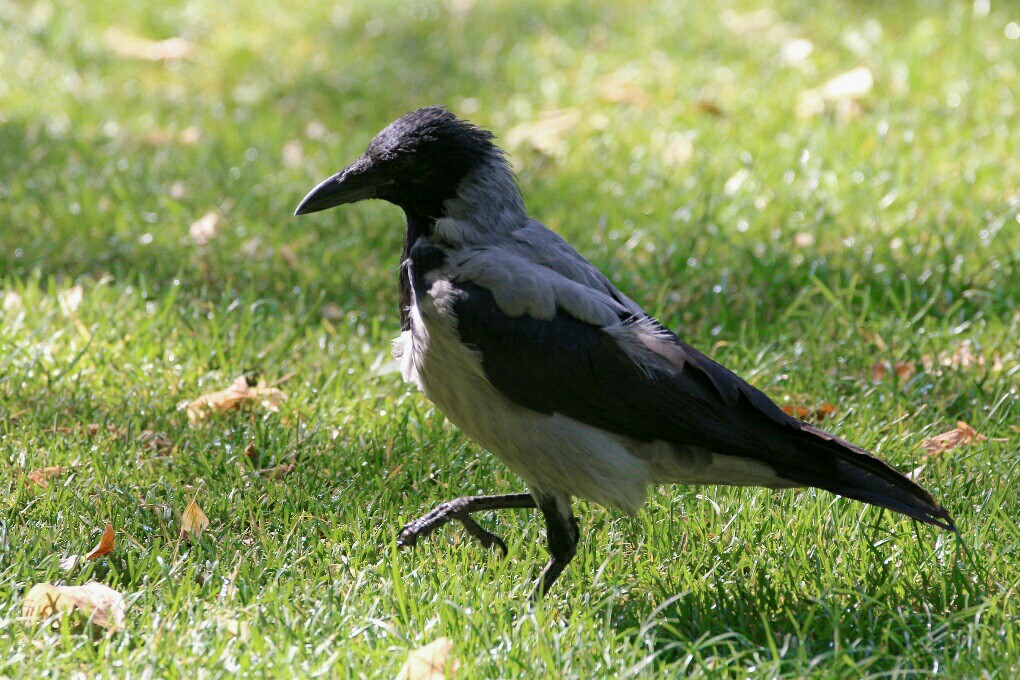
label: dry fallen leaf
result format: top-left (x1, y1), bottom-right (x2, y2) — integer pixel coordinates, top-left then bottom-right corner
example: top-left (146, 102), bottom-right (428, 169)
top-left (86, 524), bottom-right (116, 561)
top-left (46, 424), bottom-right (125, 442)
top-left (105, 27), bottom-right (195, 61)
top-left (28, 466), bottom-right (64, 489)
top-left (869, 361), bottom-right (917, 382)
top-left (145, 127), bottom-right (202, 147)
top-left (138, 430), bottom-right (174, 453)
top-left (722, 8), bottom-right (794, 42)
top-left (796, 66), bottom-right (873, 120)
top-left (179, 375), bottom-right (287, 424)
top-left (261, 461), bottom-right (296, 480)
top-left (782, 403), bottom-right (837, 422)
top-left (922, 341), bottom-right (1004, 375)
top-left (181, 500), bottom-right (210, 539)
top-left (278, 244), bottom-right (300, 268)
top-left (397, 638), bottom-right (459, 680)
top-left (505, 109), bottom-right (581, 159)
top-left (921, 421), bottom-right (987, 455)
top-left (189, 211), bottom-right (220, 246)
top-left (694, 99), bottom-right (726, 117)
top-left (22, 582), bottom-right (126, 630)
top-left (599, 79), bottom-right (650, 107)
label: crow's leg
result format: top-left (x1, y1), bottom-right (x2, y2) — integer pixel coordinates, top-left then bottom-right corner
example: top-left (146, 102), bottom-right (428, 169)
top-left (532, 493), bottom-right (579, 599)
top-left (397, 493), bottom-right (535, 557)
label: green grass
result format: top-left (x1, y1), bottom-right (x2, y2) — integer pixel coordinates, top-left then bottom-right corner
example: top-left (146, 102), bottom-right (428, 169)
top-left (2, 0), bottom-right (1019, 676)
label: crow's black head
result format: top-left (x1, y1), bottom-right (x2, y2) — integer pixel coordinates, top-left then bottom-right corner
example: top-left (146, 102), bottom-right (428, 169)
top-left (294, 107), bottom-right (503, 221)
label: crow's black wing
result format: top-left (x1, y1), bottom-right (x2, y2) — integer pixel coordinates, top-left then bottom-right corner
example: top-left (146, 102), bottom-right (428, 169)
top-left (450, 280), bottom-right (955, 531)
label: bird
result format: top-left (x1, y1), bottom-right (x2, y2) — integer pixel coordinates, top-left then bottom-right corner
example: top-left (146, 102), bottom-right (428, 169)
top-left (294, 106), bottom-right (956, 597)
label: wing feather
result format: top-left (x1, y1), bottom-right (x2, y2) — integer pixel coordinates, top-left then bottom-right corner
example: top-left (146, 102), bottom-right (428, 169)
top-left (448, 278), bottom-right (955, 531)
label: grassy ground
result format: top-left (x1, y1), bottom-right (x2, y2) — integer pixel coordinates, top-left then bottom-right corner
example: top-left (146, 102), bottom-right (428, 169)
top-left (2, 0), bottom-right (1019, 676)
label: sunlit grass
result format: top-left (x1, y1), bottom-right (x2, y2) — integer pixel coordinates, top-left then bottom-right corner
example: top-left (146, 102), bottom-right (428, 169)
top-left (1, 0), bottom-right (1018, 676)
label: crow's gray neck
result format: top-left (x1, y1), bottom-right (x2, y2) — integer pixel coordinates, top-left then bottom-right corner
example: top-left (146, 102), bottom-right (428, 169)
top-left (434, 157), bottom-right (527, 246)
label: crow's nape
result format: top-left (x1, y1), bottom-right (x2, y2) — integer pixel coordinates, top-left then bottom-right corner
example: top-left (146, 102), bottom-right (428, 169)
top-left (780, 423), bottom-right (957, 532)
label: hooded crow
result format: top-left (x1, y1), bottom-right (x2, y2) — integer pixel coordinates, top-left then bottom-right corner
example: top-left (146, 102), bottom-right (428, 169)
top-left (295, 107), bottom-right (956, 596)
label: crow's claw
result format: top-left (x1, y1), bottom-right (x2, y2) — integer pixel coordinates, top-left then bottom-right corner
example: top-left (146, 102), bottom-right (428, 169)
top-left (396, 494), bottom-right (534, 565)
top-left (396, 507), bottom-right (508, 557)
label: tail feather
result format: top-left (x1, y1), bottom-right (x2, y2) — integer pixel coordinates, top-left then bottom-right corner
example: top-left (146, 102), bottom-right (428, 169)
top-left (776, 423), bottom-right (957, 532)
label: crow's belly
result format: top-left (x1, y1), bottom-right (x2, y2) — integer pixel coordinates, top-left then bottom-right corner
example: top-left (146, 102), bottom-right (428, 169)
top-left (394, 300), bottom-right (653, 514)
top-left (392, 296), bottom-right (790, 511)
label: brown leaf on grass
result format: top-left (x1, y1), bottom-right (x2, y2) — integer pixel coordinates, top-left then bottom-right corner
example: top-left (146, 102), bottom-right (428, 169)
top-left (260, 461), bottom-right (296, 480)
top-left (796, 66), bottom-right (873, 120)
top-left (782, 402), bottom-right (837, 422)
top-left (397, 638), bottom-right (459, 680)
top-left (599, 79), bottom-right (650, 107)
top-left (722, 8), bottom-right (794, 42)
top-left (22, 582), bottom-right (126, 630)
top-left (138, 430), bottom-right (173, 453)
top-left (189, 211), bottom-right (220, 246)
top-left (278, 244), bottom-right (300, 269)
top-left (86, 524), bottom-right (116, 561)
top-left (694, 99), bottom-right (726, 117)
top-left (869, 361), bottom-right (917, 382)
top-left (46, 423), bottom-right (126, 437)
top-left (28, 466), bottom-right (64, 489)
top-left (922, 341), bottom-right (1004, 375)
top-left (505, 109), bottom-right (581, 159)
top-left (178, 375), bottom-right (287, 424)
top-left (181, 500), bottom-right (209, 539)
top-left (921, 421), bottom-right (987, 455)
top-left (144, 127), bottom-right (202, 147)
top-left (105, 27), bottom-right (195, 61)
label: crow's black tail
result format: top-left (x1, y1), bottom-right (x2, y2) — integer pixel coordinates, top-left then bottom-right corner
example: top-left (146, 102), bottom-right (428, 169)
top-left (776, 423), bottom-right (957, 532)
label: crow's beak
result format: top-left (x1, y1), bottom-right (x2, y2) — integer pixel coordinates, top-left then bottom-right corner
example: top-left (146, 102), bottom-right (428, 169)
top-left (294, 156), bottom-right (394, 216)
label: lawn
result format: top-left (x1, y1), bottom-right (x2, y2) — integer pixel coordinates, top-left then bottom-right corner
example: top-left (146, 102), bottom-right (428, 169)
top-left (1, 0), bottom-right (1019, 676)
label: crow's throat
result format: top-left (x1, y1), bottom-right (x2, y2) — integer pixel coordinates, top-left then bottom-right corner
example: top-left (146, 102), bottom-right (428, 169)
top-left (399, 212), bottom-right (437, 331)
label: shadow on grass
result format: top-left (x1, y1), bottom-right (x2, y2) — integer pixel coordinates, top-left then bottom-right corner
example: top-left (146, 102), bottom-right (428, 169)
top-left (608, 544), bottom-right (990, 673)
top-left (1, 0), bottom-right (1015, 319)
